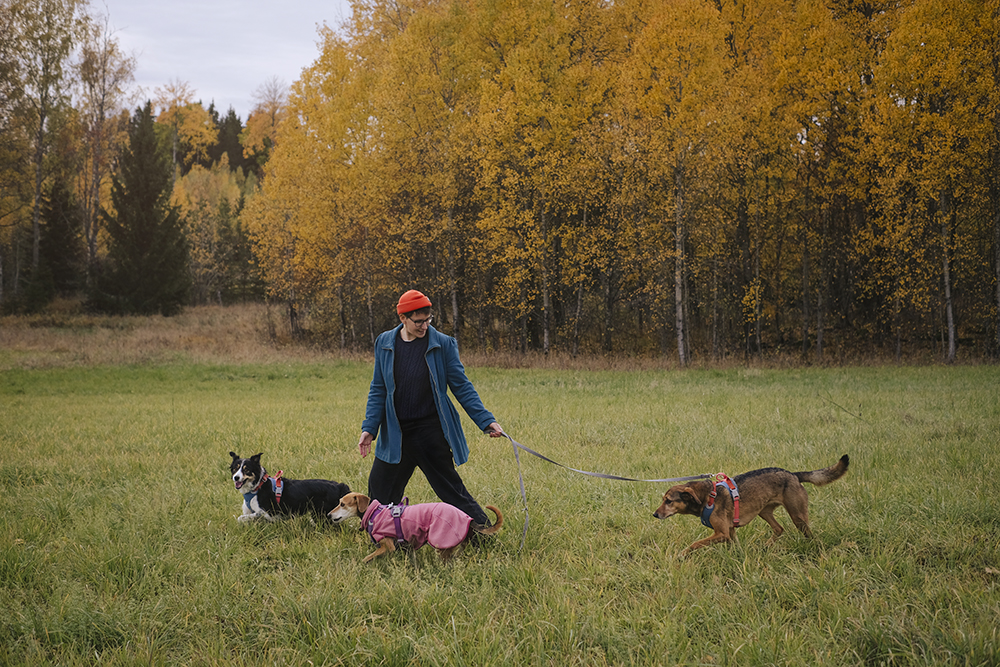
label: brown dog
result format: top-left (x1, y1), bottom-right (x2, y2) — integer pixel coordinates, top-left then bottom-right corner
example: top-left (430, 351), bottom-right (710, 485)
top-left (654, 455), bottom-right (849, 557)
top-left (328, 492), bottom-right (503, 562)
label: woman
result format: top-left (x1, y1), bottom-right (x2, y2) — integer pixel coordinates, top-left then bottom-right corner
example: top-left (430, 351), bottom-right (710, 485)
top-left (357, 289), bottom-right (503, 526)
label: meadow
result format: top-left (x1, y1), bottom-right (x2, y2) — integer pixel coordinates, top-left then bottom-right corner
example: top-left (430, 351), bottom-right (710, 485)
top-left (1, 307), bottom-right (999, 666)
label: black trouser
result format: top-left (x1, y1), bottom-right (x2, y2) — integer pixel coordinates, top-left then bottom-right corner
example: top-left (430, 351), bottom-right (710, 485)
top-left (367, 414), bottom-right (488, 524)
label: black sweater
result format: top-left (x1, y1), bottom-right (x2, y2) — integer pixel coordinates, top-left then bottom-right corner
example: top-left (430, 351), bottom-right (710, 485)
top-left (392, 332), bottom-right (436, 421)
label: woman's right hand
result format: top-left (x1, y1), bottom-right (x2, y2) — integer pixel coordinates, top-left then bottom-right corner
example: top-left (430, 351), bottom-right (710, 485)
top-left (358, 431), bottom-right (374, 458)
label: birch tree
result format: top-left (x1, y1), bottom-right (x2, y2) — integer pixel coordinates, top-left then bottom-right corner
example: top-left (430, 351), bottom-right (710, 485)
top-left (154, 80), bottom-right (215, 175)
top-left (873, 0), bottom-right (986, 362)
top-left (615, 0), bottom-right (725, 365)
top-left (76, 11), bottom-right (134, 286)
top-left (240, 76), bottom-right (288, 176)
top-left (473, 0), bottom-right (610, 354)
top-left (12, 0), bottom-right (83, 281)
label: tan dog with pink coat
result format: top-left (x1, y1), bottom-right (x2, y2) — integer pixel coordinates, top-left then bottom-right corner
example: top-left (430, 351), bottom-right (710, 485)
top-left (328, 492), bottom-right (503, 562)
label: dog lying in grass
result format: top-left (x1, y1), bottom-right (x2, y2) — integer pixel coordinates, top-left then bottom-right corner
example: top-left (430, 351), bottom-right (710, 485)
top-left (328, 492), bottom-right (503, 562)
top-left (654, 454), bottom-right (849, 557)
top-left (229, 452), bottom-right (351, 523)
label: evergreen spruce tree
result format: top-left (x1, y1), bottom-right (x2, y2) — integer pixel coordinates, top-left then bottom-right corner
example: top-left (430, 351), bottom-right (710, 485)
top-left (40, 177), bottom-right (85, 296)
top-left (216, 196), bottom-right (264, 303)
top-left (208, 107), bottom-right (247, 173)
top-left (96, 100), bottom-right (189, 315)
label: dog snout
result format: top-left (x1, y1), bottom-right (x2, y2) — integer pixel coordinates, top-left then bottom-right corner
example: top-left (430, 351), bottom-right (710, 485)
top-left (327, 506), bottom-right (351, 523)
top-left (653, 504), bottom-right (677, 520)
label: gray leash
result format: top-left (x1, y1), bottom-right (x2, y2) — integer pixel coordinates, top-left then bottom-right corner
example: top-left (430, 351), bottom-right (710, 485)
top-left (502, 432), bottom-right (713, 551)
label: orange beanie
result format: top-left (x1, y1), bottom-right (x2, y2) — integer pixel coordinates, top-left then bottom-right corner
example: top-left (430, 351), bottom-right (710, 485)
top-left (396, 289), bottom-right (432, 314)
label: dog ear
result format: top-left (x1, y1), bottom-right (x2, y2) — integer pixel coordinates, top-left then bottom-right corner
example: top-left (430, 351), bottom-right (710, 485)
top-left (355, 494), bottom-right (370, 514)
top-left (679, 485), bottom-right (705, 505)
top-left (251, 453), bottom-right (263, 462)
top-left (230, 451), bottom-right (239, 460)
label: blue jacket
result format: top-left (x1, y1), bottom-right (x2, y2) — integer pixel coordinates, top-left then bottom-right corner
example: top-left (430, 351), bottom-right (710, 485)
top-left (362, 324), bottom-right (495, 466)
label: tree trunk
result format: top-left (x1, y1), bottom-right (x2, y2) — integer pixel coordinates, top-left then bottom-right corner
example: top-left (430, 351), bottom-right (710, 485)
top-left (988, 37), bottom-right (1000, 356)
top-left (31, 131), bottom-right (45, 275)
top-left (801, 225), bottom-right (811, 356)
top-left (338, 284), bottom-right (347, 349)
top-left (602, 272), bottom-right (613, 353)
top-left (82, 99), bottom-right (106, 287)
top-left (540, 207), bottom-right (550, 357)
top-left (941, 192), bottom-right (957, 363)
top-left (366, 280), bottom-right (375, 346)
top-left (572, 284), bottom-right (583, 358)
top-left (736, 187), bottom-right (751, 358)
top-left (477, 302), bottom-right (485, 351)
top-left (754, 252), bottom-right (762, 358)
top-left (446, 207), bottom-right (460, 346)
top-left (287, 290), bottom-right (300, 339)
top-left (994, 197), bottom-right (1000, 353)
top-left (13, 237), bottom-right (21, 298)
top-left (674, 167), bottom-right (688, 367)
top-left (711, 255), bottom-right (720, 360)
top-left (572, 201), bottom-right (585, 358)
top-left (816, 207), bottom-right (830, 362)
top-left (894, 290), bottom-right (902, 362)
top-left (450, 284), bottom-right (460, 343)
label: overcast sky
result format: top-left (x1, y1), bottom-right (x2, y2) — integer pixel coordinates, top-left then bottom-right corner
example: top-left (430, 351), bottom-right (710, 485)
top-left (97, 0), bottom-right (353, 120)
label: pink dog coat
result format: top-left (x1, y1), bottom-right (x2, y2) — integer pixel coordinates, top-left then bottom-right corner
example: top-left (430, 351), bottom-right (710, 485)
top-left (362, 499), bottom-right (473, 551)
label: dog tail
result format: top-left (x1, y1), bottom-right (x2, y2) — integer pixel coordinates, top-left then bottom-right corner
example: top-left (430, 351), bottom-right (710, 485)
top-left (475, 506), bottom-right (504, 535)
top-left (795, 454), bottom-right (849, 486)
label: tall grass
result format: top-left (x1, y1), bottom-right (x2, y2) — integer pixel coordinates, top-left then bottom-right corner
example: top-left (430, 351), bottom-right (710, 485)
top-left (0, 303), bottom-right (359, 370)
top-left (2, 349), bottom-right (999, 664)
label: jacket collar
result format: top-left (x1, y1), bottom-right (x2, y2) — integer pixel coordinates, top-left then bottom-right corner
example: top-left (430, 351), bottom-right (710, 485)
top-left (385, 323), bottom-right (441, 351)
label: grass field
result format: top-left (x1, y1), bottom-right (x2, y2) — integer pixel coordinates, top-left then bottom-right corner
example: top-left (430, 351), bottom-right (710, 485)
top-left (2, 312), bottom-right (999, 665)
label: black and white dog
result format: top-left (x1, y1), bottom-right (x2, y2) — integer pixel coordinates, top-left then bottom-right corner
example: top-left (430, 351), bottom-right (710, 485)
top-left (229, 452), bottom-right (351, 523)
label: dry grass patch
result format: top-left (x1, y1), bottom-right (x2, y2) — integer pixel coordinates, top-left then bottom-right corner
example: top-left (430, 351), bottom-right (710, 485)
top-left (2, 300), bottom-right (989, 372)
top-left (0, 302), bottom-right (367, 370)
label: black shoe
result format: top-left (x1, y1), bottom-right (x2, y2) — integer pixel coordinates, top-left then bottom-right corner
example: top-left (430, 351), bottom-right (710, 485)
top-left (468, 520), bottom-right (494, 547)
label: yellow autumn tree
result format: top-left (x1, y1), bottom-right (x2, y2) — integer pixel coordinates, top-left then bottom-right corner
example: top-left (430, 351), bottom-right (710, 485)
top-left (171, 157), bottom-right (248, 303)
top-left (349, 0), bottom-right (482, 340)
top-left (471, 0), bottom-right (612, 354)
top-left (767, 0), bottom-right (866, 360)
top-left (613, 0), bottom-right (726, 365)
top-left (242, 26), bottom-right (382, 343)
top-left (239, 76), bottom-right (288, 175)
top-left (76, 12), bottom-right (134, 286)
top-left (869, 0), bottom-right (989, 361)
top-left (702, 0), bottom-right (799, 358)
top-left (236, 0), bottom-right (1000, 358)
top-left (153, 79), bottom-right (215, 173)
top-left (978, 0), bottom-right (1000, 352)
